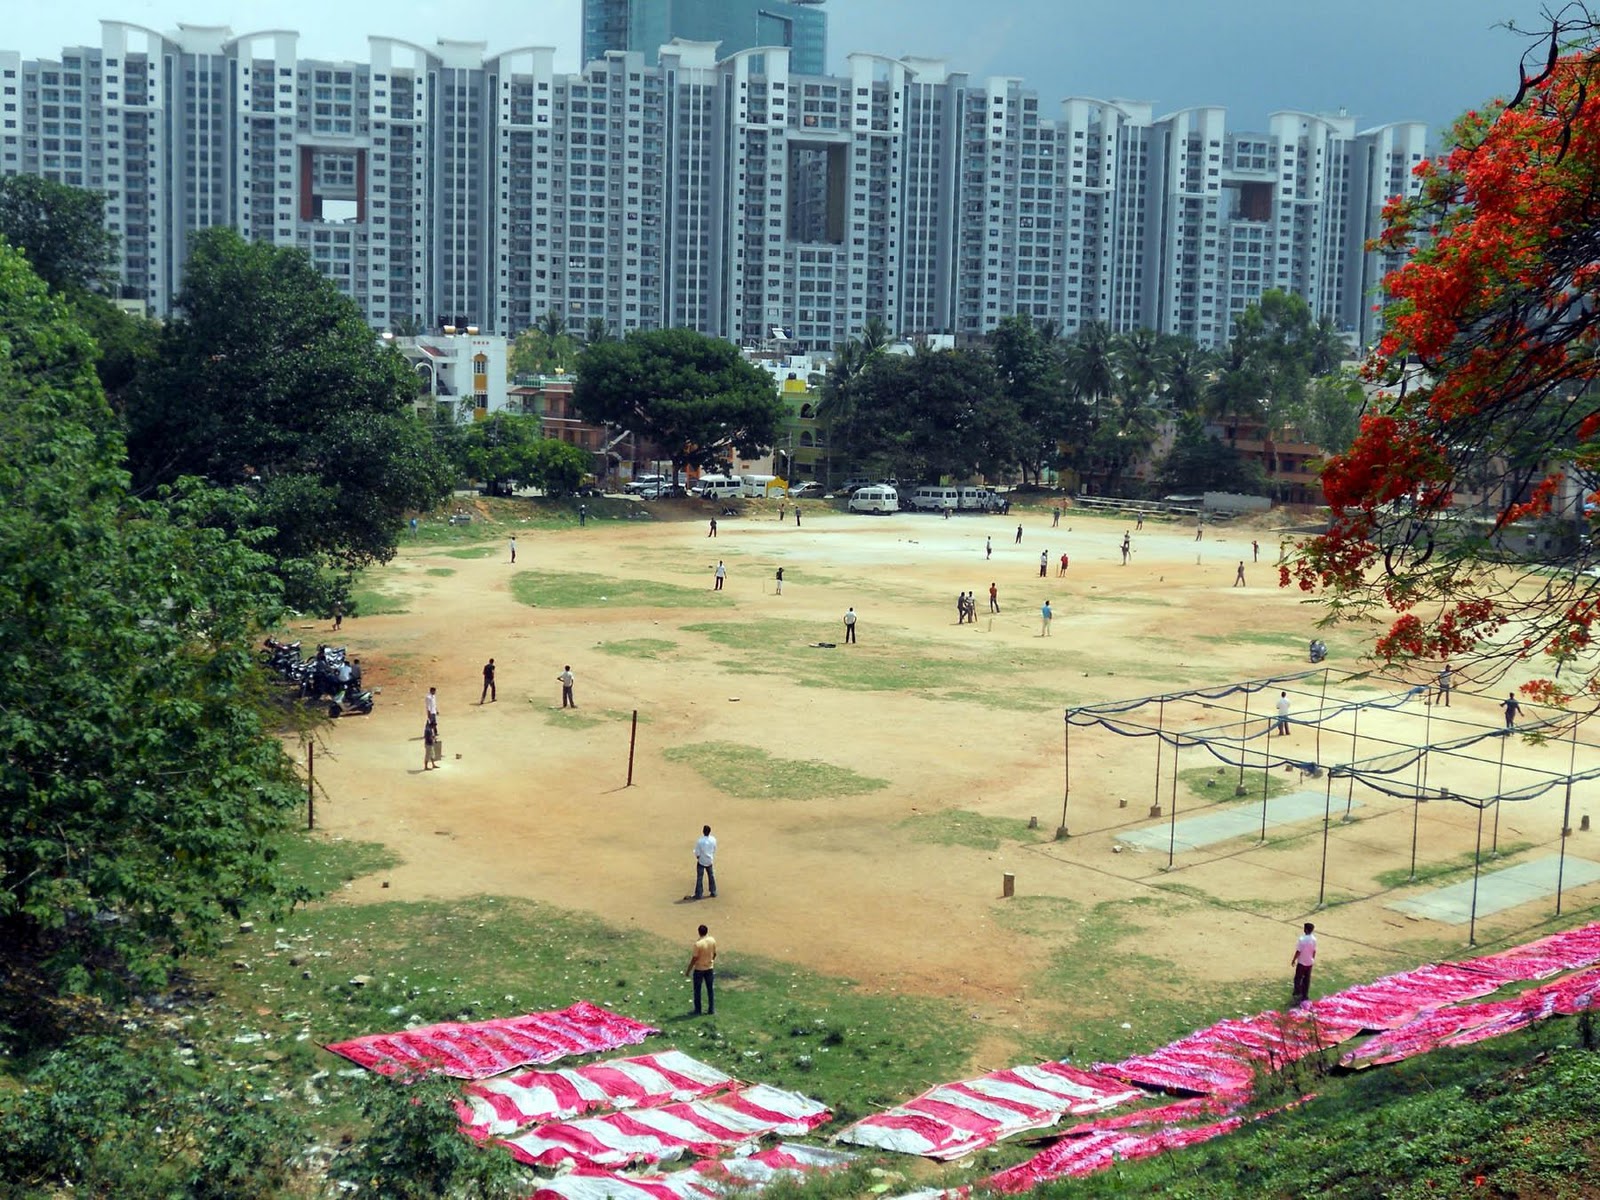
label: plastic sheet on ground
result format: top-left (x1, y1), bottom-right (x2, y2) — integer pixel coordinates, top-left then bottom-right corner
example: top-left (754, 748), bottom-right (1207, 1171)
top-left (1341, 964), bottom-right (1600, 1067)
top-left (834, 1061), bottom-right (1140, 1160)
top-left (325, 1001), bottom-right (657, 1079)
top-left (501, 1084), bottom-right (832, 1168)
top-left (985, 1117), bottom-right (1245, 1191)
top-left (526, 1142), bottom-right (855, 1200)
top-left (1096, 1011), bottom-right (1333, 1096)
top-left (1451, 922), bottom-right (1600, 984)
top-left (460, 1050), bottom-right (733, 1138)
top-left (1304, 962), bottom-right (1507, 1037)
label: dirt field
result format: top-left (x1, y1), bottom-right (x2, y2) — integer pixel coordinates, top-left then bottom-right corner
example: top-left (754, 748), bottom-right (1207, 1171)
top-left (299, 500), bottom-right (1600, 1060)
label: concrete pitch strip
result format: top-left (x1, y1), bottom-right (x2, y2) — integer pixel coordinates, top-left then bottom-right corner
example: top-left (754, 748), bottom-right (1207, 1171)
top-left (1115, 790), bottom-right (1357, 853)
top-left (1388, 854), bottom-right (1600, 925)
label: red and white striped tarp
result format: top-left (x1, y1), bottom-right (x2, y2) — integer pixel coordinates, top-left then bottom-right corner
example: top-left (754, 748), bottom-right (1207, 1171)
top-left (1303, 962), bottom-right (1506, 1038)
top-left (985, 1117), bottom-right (1245, 1191)
top-left (527, 1143), bottom-right (855, 1200)
top-left (1096, 1012), bottom-right (1334, 1097)
top-left (1342, 964), bottom-right (1600, 1068)
top-left (501, 1084), bottom-right (832, 1168)
top-left (835, 1061), bottom-right (1140, 1160)
top-left (1451, 921), bottom-right (1600, 984)
top-left (460, 1050), bottom-right (733, 1138)
top-left (325, 1001), bottom-right (657, 1079)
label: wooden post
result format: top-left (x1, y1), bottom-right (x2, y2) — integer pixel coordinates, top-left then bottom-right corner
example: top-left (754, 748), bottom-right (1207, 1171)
top-left (306, 742), bottom-right (315, 831)
top-left (1058, 710), bottom-right (1071, 838)
top-left (1002, 872), bottom-right (1015, 898)
top-left (626, 710), bottom-right (639, 788)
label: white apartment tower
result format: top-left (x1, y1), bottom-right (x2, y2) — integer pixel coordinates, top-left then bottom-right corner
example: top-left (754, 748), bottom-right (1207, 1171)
top-left (0, 22), bottom-right (1429, 349)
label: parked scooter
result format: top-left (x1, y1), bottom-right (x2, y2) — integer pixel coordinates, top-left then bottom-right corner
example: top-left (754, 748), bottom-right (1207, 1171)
top-left (327, 688), bottom-right (375, 718)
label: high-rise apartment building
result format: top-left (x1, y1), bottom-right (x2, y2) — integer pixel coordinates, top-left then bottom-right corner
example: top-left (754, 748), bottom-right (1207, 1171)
top-left (0, 23), bottom-right (1428, 350)
top-left (582, 0), bottom-right (827, 75)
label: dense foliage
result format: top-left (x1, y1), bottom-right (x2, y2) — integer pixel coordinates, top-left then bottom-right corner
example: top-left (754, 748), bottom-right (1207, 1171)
top-left (123, 228), bottom-right (453, 614)
top-left (1290, 16), bottom-right (1600, 697)
top-left (454, 413), bottom-right (594, 496)
top-left (0, 244), bottom-right (302, 992)
top-left (0, 174), bottom-right (119, 294)
top-left (573, 328), bottom-right (784, 477)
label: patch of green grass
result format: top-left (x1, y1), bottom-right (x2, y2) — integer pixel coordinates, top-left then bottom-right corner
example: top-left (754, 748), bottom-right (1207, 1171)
top-left (532, 702), bottom-right (607, 730)
top-left (512, 570), bottom-right (723, 609)
top-left (272, 833), bottom-right (400, 900)
top-left (204, 881), bottom-right (974, 1127)
top-left (1218, 630), bottom-right (1315, 650)
top-left (1375, 841), bottom-right (1536, 891)
top-left (1180, 764), bottom-right (1301, 805)
top-left (901, 808), bottom-right (1043, 851)
top-left (596, 638), bottom-right (680, 660)
top-left (437, 545), bottom-right (498, 560)
top-left (663, 741), bottom-right (889, 800)
top-left (349, 580), bottom-right (409, 617)
top-left (424, 567), bottom-right (455, 577)
top-left (679, 619), bottom-right (1033, 696)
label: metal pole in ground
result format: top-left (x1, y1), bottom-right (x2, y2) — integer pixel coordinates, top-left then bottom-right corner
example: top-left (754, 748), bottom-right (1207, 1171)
top-left (1344, 702), bottom-right (1361, 821)
top-left (1469, 799), bottom-right (1486, 946)
top-left (1237, 688), bottom-right (1252, 795)
top-left (1058, 711), bottom-right (1072, 836)
top-left (1314, 666), bottom-right (1330, 767)
top-left (1151, 697), bottom-right (1166, 818)
top-left (1317, 768), bottom-right (1334, 908)
top-left (1166, 734), bottom-right (1181, 871)
top-left (1409, 699), bottom-right (1433, 882)
top-left (626, 710), bottom-right (638, 787)
top-left (1492, 730), bottom-right (1508, 856)
top-left (1260, 714), bottom-right (1274, 844)
top-left (1557, 717), bottom-right (1578, 916)
top-left (306, 742), bottom-right (315, 831)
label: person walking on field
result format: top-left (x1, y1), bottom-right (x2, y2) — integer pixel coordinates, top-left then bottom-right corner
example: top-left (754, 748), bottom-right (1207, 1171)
top-left (1195, 522), bottom-right (1204, 542)
top-left (1039, 550), bottom-right (1049, 578)
top-left (713, 560), bottom-right (726, 590)
top-left (509, 536), bottom-right (517, 564)
top-left (686, 924), bottom-right (717, 1015)
top-left (333, 601), bottom-right (344, 631)
top-left (1015, 524), bottom-right (1023, 545)
top-left (774, 566), bottom-right (784, 595)
top-left (425, 686), bottom-right (439, 723)
top-left (1252, 539), bottom-right (1260, 563)
top-left (986, 536), bottom-right (992, 560)
top-left (1275, 690), bottom-right (1291, 735)
top-left (557, 665), bottom-right (576, 708)
top-left (480, 658), bottom-right (496, 704)
top-left (1058, 552), bottom-right (1069, 577)
top-left (1052, 506), bottom-right (1061, 528)
top-left (423, 718), bottom-right (438, 771)
top-left (955, 592), bottom-right (967, 624)
top-left (1234, 560), bottom-right (1246, 587)
top-left (1040, 599), bottom-right (1053, 637)
top-left (693, 824), bottom-right (718, 899)
top-left (989, 582), bottom-right (999, 613)
top-left (1291, 922), bottom-right (1317, 1005)
top-left (1135, 511), bottom-right (1144, 531)
top-left (843, 606), bottom-right (857, 644)
top-left (1121, 533), bottom-right (1131, 565)
top-left (708, 518), bottom-right (718, 538)
top-left (795, 506), bottom-right (801, 527)
top-left (1502, 692), bottom-right (1522, 729)
top-left (779, 502), bottom-right (786, 522)
top-left (1435, 663), bottom-right (1453, 707)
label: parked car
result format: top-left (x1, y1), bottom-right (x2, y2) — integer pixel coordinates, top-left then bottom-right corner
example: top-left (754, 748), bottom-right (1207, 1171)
top-left (788, 481), bottom-right (826, 499)
top-left (839, 477), bottom-right (874, 494)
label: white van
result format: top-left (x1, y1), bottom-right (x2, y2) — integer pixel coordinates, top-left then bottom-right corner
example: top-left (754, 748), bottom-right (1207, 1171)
top-left (697, 475), bottom-right (742, 500)
top-left (910, 485), bottom-right (961, 512)
top-left (740, 474), bottom-right (785, 498)
top-left (848, 485), bottom-right (899, 514)
top-left (957, 487), bottom-right (992, 511)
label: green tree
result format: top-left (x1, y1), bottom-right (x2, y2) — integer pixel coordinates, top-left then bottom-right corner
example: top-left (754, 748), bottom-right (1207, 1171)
top-left (1155, 413), bottom-right (1268, 493)
top-left (122, 228), bottom-right (452, 614)
top-left (573, 328), bottom-right (783, 480)
top-left (454, 415), bottom-right (592, 497)
top-left (848, 347), bottom-right (1010, 483)
top-left (0, 244), bottom-right (302, 993)
top-left (0, 175), bottom-right (118, 293)
top-left (1286, 371), bottom-right (1366, 456)
top-left (1161, 337), bottom-right (1214, 414)
top-left (509, 324), bottom-right (580, 378)
top-left (1065, 321), bottom-right (1117, 428)
top-left (526, 437), bottom-right (594, 497)
top-left (989, 314), bottom-right (1075, 485)
top-left (583, 316), bottom-right (613, 345)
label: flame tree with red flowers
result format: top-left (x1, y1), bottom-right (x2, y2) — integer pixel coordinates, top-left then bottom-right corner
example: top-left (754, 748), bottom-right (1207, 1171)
top-left (1290, 7), bottom-right (1600, 707)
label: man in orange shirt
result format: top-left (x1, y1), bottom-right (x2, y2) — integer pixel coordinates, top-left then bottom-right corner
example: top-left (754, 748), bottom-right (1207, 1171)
top-left (685, 924), bottom-right (718, 1016)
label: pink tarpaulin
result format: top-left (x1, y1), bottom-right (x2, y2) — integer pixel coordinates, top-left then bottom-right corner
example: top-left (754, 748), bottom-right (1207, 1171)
top-left (1341, 964), bottom-right (1600, 1068)
top-left (459, 1050), bottom-right (733, 1138)
top-left (501, 1084), bottom-right (832, 1168)
top-left (835, 1061), bottom-right (1141, 1160)
top-left (1054, 1094), bottom-right (1237, 1137)
top-left (526, 1143), bottom-right (856, 1200)
top-left (1304, 962), bottom-right (1506, 1037)
top-left (1097, 1012), bottom-right (1334, 1097)
top-left (325, 1002), bottom-right (658, 1080)
top-left (1451, 922), bottom-right (1600, 984)
top-left (986, 1117), bottom-right (1245, 1191)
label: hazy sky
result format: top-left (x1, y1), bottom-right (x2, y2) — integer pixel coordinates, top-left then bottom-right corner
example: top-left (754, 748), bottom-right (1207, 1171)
top-left (13, 1), bottom-right (1554, 134)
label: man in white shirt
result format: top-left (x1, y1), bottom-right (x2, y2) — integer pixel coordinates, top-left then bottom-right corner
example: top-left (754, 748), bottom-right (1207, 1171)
top-left (843, 606), bottom-right (857, 644)
top-left (694, 824), bottom-right (718, 899)
top-left (425, 686), bottom-right (438, 722)
top-left (1291, 922), bottom-right (1317, 1005)
top-left (713, 560), bottom-right (726, 591)
top-left (557, 665), bottom-right (576, 708)
top-left (1275, 691), bottom-right (1291, 735)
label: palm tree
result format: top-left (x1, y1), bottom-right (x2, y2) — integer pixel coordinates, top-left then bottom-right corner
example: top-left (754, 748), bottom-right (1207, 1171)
top-left (1162, 339), bottom-right (1214, 414)
top-left (1112, 327), bottom-right (1166, 411)
top-left (858, 314), bottom-right (892, 354)
top-left (1065, 321), bottom-right (1116, 428)
top-left (537, 309), bottom-right (568, 339)
top-left (584, 317), bottom-right (613, 345)
top-left (1205, 348), bottom-right (1266, 447)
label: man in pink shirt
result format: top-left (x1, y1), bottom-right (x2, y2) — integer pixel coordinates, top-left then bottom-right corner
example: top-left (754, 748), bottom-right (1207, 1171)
top-left (1291, 922), bottom-right (1317, 1005)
